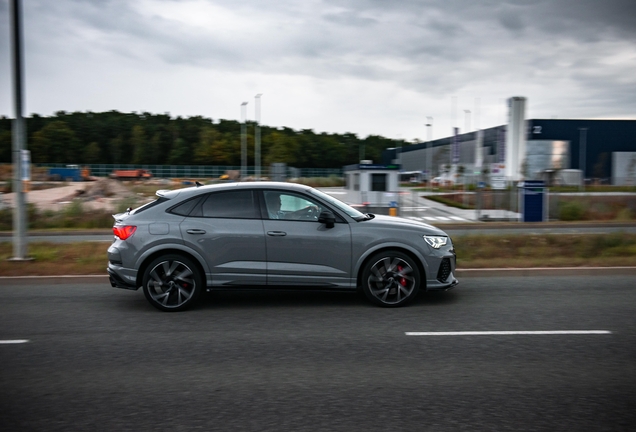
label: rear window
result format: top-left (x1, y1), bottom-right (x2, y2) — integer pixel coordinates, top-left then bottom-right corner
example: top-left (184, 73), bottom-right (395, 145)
top-left (169, 196), bottom-right (203, 216)
top-left (190, 190), bottom-right (257, 219)
top-left (132, 197), bottom-right (168, 215)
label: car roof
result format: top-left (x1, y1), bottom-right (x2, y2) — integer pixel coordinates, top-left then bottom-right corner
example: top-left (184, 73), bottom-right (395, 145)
top-left (156, 181), bottom-right (313, 200)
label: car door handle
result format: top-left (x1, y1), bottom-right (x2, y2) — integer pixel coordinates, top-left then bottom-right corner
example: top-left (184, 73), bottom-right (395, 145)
top-left (267, 231), bottom-right (287, 236)
top-left (186, 229), bottom-right (206, 235)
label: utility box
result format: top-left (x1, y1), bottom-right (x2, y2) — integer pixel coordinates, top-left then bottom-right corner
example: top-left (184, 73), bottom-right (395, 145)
top-left (341, 162), bottom-right (400, 214)
top-left (518, 180), bottom-right (546, 222)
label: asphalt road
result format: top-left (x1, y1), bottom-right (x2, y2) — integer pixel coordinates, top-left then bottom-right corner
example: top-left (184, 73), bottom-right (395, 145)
top-left (1, 276), bottom-right (635, 431)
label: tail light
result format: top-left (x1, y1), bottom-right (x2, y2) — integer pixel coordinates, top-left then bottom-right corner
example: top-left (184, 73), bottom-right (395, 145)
top-left (113, 225), bottom-right (137, 240)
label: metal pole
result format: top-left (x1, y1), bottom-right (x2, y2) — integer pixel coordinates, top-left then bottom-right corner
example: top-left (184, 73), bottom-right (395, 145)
top-left (579, 127), bottom-right (588, 192)
top-left (240, 102), bottom-right (247, 180)
top-left (426, 117), bottom-right (432, 191)
top-left (464, 109), bottom-right (471, 133)
top-left (255, 94), bottom-right (262, 180)
top-left (10, 0), bottom-right (28, 261)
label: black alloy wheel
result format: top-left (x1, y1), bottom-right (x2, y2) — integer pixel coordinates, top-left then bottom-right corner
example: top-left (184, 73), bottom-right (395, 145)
top-left (361, 251), bottom-right (421, 307)
top-left (142, 254), bottom-right (202, 312)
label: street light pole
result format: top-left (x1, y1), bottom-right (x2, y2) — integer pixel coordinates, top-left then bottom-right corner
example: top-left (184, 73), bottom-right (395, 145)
top-left (255, 94), bottom-right (262, 180)
top-left (464, 109), bottom-right (471, 133)
top-left (426, 117), bottom-right (433, 190)
top-left (10, 0), bottom-right (28, 261)
top-left (240, 102), bottom-right (248, 180)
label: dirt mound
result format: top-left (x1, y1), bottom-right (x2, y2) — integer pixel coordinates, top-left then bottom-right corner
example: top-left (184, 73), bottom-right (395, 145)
top-left (83, 177), bottom-right (136, 200)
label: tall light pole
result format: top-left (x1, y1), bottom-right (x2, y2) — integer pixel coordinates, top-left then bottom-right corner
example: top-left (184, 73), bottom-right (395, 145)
top-left (396, 134), bottom-right (402, 166)
top-left (579, 127), bottom-right (588, 191)
top-left (240, 102), bottom-right (248, 180)
top-left (426, 117), bottom-right (433, 190)
top-left (10, 0), bottom-right (28, 261)
top-left (464, 109), bottom-right (471, 133)
top-left (255, 94), bottom-right (262, 180)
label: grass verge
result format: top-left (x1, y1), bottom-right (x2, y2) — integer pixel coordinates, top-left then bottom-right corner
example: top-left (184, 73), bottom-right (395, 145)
top-left (454, 232), bottom-right (636, 268)
top-left (1, 232), bottom-right (636, 276)
top-left (0, 242), bottom-right (107, 276)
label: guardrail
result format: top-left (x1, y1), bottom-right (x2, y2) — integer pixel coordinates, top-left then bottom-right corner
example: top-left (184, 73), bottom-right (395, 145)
top-left (36, 164), bottom-right (343, 179)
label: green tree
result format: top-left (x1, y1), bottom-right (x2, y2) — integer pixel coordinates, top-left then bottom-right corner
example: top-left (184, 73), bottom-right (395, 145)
top-left (109, 135), bottom-right (124, 164)
top-left (264, 131), bottom-right (298, 166)
top-left (0, 130), bottom-right (11, 163)
top-left (83, 141), bottom-right (102, 163)
top-left (168, 138), bottom-right (189, 164)
top-left (194, 127), bottom-right (219, 165)
top-left (147, 132), bottom-right (162, 165)
top-left (31, 121), bottom-right (80, 163)
top-left (131, 125), bottom-right (149, 165)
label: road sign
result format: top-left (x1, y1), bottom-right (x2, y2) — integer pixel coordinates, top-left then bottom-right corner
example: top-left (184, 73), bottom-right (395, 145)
top-left (491, 176), bottom-right (506, 190)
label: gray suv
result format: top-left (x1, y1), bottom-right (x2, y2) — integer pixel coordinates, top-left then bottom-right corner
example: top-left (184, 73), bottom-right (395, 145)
top-left (107, 182), bottom-right (457, 311)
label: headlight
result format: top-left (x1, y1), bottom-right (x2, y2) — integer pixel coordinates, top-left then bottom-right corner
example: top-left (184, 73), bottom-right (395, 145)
top-left (424, 235), bottom-right (448, 249)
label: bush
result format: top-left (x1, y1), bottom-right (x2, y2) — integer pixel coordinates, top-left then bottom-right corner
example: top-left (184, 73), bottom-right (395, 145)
top-left (559, 201), bottom-right (586, 221)
top-left (615, 208), bottom-right (633, 221)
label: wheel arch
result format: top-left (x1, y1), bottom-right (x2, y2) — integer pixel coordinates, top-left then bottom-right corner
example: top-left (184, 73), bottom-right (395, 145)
top-left (136, 248), bottom-right (208, 288)
top-left (355, 246), bottom-right (427, 291)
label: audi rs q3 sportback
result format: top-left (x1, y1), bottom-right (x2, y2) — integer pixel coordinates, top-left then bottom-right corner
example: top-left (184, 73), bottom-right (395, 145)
top-left (107, 182), bottom-right (457, 311)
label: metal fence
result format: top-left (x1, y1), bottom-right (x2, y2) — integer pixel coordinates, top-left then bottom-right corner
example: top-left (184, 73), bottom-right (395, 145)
top-left (36, 164), bottom-right (343, 179)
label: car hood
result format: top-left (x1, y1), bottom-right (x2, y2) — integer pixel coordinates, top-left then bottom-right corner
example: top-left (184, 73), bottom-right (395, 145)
top-left (361, 214), bottom-right (449, 236)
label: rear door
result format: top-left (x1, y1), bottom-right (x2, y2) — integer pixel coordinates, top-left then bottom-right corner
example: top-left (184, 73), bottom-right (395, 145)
top-left (178, 189), bottom-right (266, 286)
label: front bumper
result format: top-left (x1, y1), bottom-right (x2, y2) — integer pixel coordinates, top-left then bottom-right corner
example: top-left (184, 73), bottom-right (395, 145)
top-left (426, 276), bottom-right (459, 292)
top-left (425, 247), bottom-right (458, 291)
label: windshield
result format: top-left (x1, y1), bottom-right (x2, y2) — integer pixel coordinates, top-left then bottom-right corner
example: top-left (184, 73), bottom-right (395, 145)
top-left (309, 188), bottom-right (366, 220)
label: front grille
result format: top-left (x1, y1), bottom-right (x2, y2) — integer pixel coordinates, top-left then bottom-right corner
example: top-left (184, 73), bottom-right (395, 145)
top-left (437, 258), bottom-right (451, 282)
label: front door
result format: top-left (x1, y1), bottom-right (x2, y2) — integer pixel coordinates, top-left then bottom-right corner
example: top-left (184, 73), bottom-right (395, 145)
top-left (261, 190), bottom-right (353, 288)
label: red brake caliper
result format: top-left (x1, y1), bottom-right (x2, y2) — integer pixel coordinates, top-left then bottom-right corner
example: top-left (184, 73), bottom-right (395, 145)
top-left (397, 265), bottom-right (407, 286)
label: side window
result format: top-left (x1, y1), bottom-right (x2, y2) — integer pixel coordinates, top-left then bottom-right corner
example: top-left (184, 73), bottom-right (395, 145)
top-left (199, 190), bottom-right (257, 219)
top-left (263, 191), bottom-right (323, 221)
top-left (280, 194), bottom-right (315, 212)
top-left (169, 196), bottom-right (202, 216)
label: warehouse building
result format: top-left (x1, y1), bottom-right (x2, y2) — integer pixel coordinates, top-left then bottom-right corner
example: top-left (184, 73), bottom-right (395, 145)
top-left (382, 98), bottom-right (636, 185)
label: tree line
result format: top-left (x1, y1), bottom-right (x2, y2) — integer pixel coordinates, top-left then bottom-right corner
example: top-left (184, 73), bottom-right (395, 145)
top-left (0, 111), bottom-right (403, 169)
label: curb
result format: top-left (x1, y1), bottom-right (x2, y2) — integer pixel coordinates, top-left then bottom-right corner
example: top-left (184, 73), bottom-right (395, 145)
top-left (455, 267), bottom-right (636, 277)
top-left (1, 267), bottom-right (635, 285)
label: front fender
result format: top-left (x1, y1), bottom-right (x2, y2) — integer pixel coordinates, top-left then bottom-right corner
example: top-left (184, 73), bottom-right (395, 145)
top-left (353, 241), bottom-right (430, 280)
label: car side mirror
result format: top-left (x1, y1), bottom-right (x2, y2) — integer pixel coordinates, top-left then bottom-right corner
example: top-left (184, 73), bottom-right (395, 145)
top-left (318, 210), bottom-right (336, 228)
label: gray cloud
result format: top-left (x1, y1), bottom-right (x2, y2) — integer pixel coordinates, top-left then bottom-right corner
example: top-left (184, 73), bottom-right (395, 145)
top-left (0, 0), bottom-right (634, 138)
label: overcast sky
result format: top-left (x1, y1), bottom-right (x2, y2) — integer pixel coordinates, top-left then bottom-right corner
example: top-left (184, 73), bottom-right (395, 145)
top-left (1, 0), bottom-right (635, 141)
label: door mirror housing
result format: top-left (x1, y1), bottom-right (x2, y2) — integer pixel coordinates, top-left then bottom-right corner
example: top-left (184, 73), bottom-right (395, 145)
top-left (318, 210), bottom-right (336, 228)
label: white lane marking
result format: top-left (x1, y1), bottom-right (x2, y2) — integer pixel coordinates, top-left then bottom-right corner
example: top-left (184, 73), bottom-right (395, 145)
top-left (0, 339), bottom-right (30, 344)
top-left (436, 216), bottom-right (450, 221)
top-left (424, 217), bottom-right (436, 221)
top-left (450, 216), bottom-right (466, 221)
top-left (405, 331), bottom-right (611, 336)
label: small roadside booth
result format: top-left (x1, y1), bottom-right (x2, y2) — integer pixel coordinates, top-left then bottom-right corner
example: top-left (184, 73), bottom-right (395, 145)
top-left (518, 180), bottom-right (547, 222)
top-left (341, 162), bottom-right (401, 215)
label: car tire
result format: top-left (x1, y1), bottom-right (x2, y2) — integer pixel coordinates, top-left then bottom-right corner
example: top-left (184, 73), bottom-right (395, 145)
top-left (361, 251), bottom-right (421, 307)
top-left (142, 254), bottom-right (202, 312)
